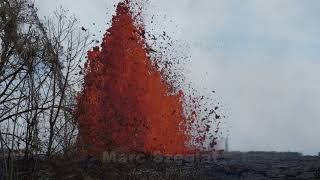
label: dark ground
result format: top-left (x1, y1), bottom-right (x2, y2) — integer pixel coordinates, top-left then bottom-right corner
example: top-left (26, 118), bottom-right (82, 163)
top-left (1, 151), bottom-right (320, 180)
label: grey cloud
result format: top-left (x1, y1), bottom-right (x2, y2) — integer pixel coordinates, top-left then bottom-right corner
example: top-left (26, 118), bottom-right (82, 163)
top-left (35, 0), bottom-right (320, 155)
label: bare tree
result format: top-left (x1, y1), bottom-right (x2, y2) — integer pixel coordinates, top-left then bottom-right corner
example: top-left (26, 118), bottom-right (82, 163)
top-left (0, 0), bottom-right (91, 179)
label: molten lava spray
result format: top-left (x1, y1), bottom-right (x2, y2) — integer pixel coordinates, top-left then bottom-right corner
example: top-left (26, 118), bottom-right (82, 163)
top-left (76, 1), bottom-right (221, 156)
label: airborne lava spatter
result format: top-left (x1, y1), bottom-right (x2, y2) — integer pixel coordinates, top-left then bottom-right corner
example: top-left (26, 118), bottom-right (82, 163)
top-left (76, 1), bottom-right (221, 156)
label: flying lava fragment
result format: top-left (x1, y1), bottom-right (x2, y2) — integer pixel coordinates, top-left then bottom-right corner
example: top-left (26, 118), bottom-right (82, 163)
top-left (75, 1), bottom-right (222, 156)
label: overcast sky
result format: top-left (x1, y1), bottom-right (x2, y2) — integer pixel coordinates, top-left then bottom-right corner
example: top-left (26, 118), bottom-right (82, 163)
top-left (35, 0), bottom-right (320, 155)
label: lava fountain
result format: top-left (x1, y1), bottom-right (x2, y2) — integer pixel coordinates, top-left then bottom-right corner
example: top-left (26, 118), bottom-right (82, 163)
top-left (76, 1), bottom-right (221, 156)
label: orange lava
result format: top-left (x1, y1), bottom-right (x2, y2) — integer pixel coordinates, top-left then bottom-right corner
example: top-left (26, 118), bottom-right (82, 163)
top-left (76, 1), bottom-right (193, 155)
